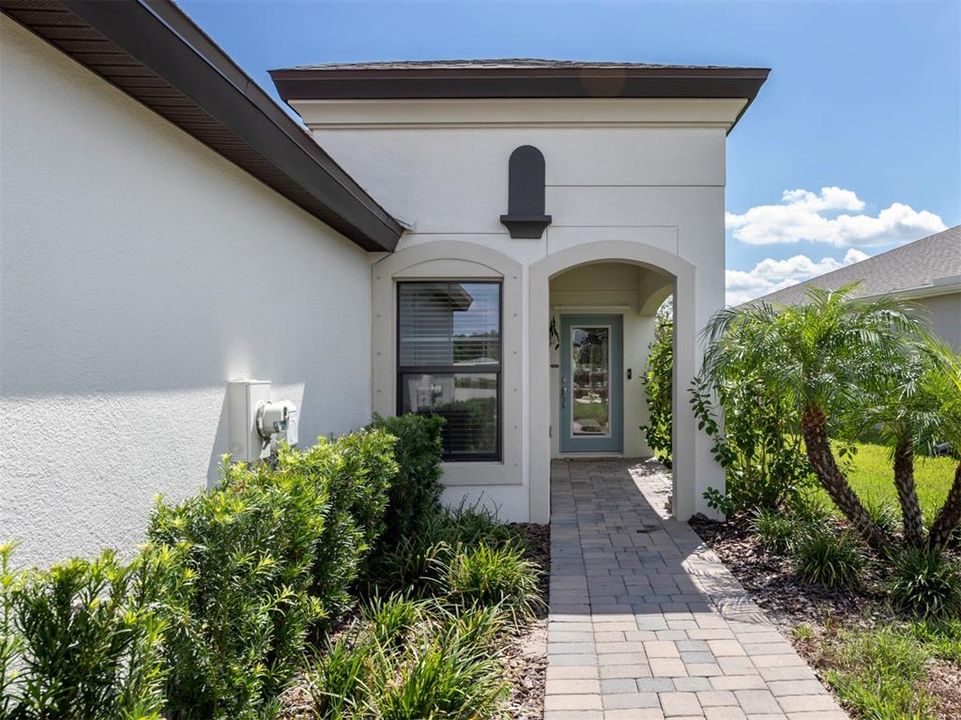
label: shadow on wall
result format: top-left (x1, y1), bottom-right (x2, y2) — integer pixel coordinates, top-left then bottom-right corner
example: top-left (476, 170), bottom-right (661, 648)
top-left (205, 392), bottom-right (229, 490)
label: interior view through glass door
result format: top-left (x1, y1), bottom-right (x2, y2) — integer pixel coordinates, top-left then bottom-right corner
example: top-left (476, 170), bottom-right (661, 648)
top-left (559, 314), bottom-right (623, 453)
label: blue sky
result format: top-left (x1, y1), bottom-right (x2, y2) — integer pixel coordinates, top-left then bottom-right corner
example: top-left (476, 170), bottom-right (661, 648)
top-left (181, 0), bottom-right (959, 303)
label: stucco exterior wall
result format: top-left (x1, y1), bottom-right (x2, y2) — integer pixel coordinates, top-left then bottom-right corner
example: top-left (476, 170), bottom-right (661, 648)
top-left (0, 18), bottom-right (373, 566)
top-left (918, 292), bottom-right (961, 351)
top-left (298, 98), bottom-right (734, 521)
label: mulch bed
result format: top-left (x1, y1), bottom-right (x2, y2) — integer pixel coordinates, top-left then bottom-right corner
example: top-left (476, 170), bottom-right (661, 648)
top-left (505, 522), bottom-right (550, 720)
top-left (690, 513), bottom-right (961, 720)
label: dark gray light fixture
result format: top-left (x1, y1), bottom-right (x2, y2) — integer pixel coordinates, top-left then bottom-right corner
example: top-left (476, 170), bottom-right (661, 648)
top-left (500, 145), bottom-right (552, 239)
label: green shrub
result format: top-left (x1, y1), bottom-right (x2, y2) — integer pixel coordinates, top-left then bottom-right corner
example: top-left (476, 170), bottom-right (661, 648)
top-left (793, 530), bottom-right (863, 589)
top-left (3, 547), bottom-right (169, 719)
top-left (889, 547), bottom-right (961, 620)
top-left (1, 543), bottom-right (24, 719)
top-left (751, 510), bottom-right (804, 554)
top-left (293, 432), bottom-right (397, 620)
top-left (150, 468), bottom-right (325, 718)
top-left (149, 428), bottom-right (396, 719)
top-left (443, 543), bottom-right (542, 625)
top-left (640, 314), bottom-right (673, 467)
top-left (691, 355), bottom-right (814, 516)
top-left (369, 414), bottom-right (445, 549)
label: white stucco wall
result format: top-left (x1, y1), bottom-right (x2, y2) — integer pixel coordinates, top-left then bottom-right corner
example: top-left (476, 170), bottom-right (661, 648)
top-left (0, 18), bottom-right (374, 566)
top-left (296, 97), bottom-right (737, 521)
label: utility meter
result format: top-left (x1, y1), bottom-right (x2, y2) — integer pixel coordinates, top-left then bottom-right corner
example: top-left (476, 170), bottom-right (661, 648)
top-left (256, 400), bottom-right (299, 452)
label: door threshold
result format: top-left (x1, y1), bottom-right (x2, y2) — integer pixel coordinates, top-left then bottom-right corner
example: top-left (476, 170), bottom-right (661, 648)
top-left (556, 452), bottom-right (624, 459)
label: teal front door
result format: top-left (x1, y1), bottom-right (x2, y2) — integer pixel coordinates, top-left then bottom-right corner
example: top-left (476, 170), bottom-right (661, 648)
top-left (559, 315), bottom-right (623, 453)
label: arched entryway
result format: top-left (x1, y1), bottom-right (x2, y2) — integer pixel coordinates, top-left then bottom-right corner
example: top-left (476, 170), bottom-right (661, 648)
top-left (528, 241), bottom-right (714, 523)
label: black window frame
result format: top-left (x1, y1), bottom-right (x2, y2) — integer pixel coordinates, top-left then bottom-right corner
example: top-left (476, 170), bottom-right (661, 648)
top-left (395, 280), bottom-right (503, 462)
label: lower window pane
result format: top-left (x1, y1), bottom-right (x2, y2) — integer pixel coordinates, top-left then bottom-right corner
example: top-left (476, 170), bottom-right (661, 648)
top-left (401, 373), bottom-right (498, 458)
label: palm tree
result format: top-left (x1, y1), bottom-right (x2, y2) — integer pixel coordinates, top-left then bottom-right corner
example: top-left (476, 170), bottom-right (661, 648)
top-left (844, 342), bottom-right (942, 548)
top-left (925, 344), bottom-right (961, 550)
top-left (702, 284), bottom-right (926, 549)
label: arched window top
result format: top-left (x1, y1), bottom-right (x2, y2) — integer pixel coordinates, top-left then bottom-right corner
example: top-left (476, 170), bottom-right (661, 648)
top-left (500, 145), bottom-right (552, 239)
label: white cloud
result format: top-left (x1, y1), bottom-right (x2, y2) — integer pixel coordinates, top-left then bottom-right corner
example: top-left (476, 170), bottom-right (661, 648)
top-left (726, 187), bottom-right (946, 247)
top-left (725, 249), bottom-right (870, 306)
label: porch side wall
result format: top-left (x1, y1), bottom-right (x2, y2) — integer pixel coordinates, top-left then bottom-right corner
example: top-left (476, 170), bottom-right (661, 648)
top-left (0, 19), bottom-right (374, 566)
top-left (304, 100), bottom-right (729, 522)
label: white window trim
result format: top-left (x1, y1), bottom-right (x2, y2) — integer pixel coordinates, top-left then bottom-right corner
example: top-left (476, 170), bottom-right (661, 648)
top-left (371, 242), bottom-right (523, 487)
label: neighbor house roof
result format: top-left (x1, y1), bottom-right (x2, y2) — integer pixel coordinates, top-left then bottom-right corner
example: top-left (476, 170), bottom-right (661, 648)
top-left (0, 0), bottom-right (403, 252)
top-left (757, 226), bottom-right (961, 306)
top-left (270, 59), bottom-right (770, 131)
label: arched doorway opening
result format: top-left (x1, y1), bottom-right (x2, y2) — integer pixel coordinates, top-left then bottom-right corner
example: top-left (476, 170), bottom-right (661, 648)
top-left (528, 241), bottom-right (712, 524)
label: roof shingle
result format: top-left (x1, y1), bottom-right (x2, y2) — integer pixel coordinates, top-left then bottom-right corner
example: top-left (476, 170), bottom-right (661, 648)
top-left (756, 226), bottom-right (961, 305)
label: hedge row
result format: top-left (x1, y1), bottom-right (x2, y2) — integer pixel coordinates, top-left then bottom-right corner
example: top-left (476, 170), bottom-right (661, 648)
top-left (0, 414), bottom-right (445, 720)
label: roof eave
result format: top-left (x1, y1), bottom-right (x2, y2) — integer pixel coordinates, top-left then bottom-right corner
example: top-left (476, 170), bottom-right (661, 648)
top-left (269, 66), bottom-right (770, 132)
top-left (1, 0), bottom-right (403, 252)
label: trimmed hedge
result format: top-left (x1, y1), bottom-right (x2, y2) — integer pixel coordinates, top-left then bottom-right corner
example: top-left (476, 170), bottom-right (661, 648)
top-left (1, 545), bottom-right (169, 720)
top-left (366, 414), bottom-right (445, 574)
top-left (1, 415), bottom-right (450, 720)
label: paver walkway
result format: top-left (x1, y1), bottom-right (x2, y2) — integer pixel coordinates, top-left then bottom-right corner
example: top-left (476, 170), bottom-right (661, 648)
top-left (545, 458), bottom-right (848, 720)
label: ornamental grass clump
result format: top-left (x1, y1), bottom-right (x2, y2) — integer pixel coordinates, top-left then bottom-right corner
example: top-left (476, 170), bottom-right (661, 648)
top-left (309, 632), bottom-right (380, 720)
top-left (751, 509), bottom-right (805, 555)
top-left (862, 498), bottom-right (901, 537)
top-left (793, 529), bottom-right (863, 590)
top-left (443, 543), bottom-right (543, 626)
top-left (308, 602), bottom-right (511, 720)
top-left (373, 628), bottom-right (508, 720)
top-left (888, 546), bottom-right (961, 620)
top-left (361, 593), bottom-right (426, 648)
top-left (373, 500), bottom-right (527, 597)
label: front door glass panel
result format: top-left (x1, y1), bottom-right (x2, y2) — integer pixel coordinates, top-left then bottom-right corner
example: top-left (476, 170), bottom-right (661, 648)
top-left (558, 314), bottom-right (623, 453)
top-left (571, 327), bottom-right (610, 437)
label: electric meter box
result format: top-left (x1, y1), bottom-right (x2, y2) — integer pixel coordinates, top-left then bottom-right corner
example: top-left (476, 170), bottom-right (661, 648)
top-left (227, 379), bottom-right (272, 463)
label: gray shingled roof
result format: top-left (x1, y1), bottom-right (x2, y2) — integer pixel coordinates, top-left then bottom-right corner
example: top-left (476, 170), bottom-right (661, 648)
top-left (287, 58), bottom-right (749, 71)
top-left (756, 226), bottom-right (961, 305)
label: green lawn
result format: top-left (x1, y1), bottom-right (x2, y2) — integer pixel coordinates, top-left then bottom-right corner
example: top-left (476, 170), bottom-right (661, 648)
top-left (819, 441), bottom-right (956, 521)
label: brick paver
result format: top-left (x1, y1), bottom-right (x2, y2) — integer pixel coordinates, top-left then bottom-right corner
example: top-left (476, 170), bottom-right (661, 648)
top-left (544, 459), bottom-right (847, 720)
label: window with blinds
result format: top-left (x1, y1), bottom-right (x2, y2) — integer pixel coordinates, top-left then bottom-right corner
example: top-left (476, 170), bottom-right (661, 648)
top-left (397, 281), bottom-right (501, 461)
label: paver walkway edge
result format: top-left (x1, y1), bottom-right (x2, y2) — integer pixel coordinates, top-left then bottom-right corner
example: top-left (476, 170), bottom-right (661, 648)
top-left (545, 458), bottom-right (849, 720)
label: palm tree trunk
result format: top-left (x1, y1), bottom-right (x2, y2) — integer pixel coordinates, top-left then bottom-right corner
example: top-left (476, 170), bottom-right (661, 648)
top-left (928, 460), bottom-right (961, 550)
top-left (800, 405), bottom-right (891, 549)
top-left (893, 436), bottom-right (925, 547)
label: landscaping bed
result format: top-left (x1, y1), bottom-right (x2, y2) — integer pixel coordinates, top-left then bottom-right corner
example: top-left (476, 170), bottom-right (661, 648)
top-left (1, 413), bottom-right (550, 720)
top-left (499, 523), bottom-right (550, 720)
top-left (692, 512), bottom-right (961, 720)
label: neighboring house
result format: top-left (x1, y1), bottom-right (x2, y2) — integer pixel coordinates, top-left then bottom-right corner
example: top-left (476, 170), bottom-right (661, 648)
top-left (0, 0), bottom-right (768, 565)
top-left (756, 226), bottom-right (961, 350)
